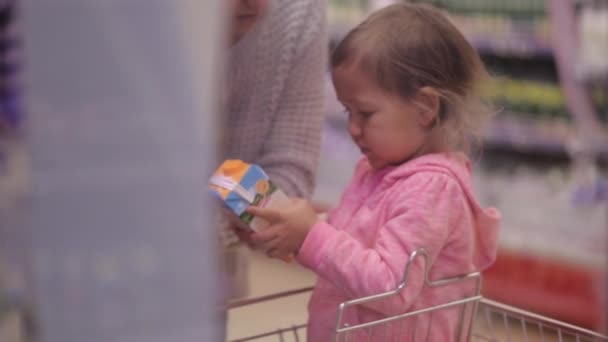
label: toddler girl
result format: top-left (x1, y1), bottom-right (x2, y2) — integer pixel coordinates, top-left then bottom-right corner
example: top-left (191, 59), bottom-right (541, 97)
top-left (246, 3), bottom-right (501, 341)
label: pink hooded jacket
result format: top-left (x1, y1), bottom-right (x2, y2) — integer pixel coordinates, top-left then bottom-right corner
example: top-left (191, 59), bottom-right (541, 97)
top-left (296, 153), bottom-right (501, 341)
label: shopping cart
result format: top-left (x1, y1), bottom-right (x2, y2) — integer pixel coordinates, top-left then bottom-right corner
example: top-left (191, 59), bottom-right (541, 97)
top-left (228, 248), bottom-right (608, 342)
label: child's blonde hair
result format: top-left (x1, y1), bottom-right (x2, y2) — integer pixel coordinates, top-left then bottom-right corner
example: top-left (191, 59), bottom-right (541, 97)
top-left (331, 3), bottom-right (492, 153)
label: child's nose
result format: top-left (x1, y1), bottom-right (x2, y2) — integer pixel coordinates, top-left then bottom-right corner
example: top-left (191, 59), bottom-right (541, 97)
top-left (348, 116), bottom-right (362, 138)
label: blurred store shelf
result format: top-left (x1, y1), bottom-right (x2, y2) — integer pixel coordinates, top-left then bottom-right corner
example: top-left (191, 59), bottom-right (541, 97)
top-left (483, 115), bottom-right (608, 160)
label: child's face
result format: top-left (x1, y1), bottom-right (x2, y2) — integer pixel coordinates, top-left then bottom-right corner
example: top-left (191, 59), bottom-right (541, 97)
top-left (332, 64), bottom-right (431, 170)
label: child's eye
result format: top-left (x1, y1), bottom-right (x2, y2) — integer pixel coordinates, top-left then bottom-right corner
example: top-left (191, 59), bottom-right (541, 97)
top-left (359, 111), bottom-right (374, 119)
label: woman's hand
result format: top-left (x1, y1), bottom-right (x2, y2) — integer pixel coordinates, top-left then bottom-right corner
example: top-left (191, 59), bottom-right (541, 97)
top-left (247, 198), bottom-right (318, 258)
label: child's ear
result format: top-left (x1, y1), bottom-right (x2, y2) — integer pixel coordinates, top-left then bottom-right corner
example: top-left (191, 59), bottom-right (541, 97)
top-left (414, 87), bottom-right (440, 128)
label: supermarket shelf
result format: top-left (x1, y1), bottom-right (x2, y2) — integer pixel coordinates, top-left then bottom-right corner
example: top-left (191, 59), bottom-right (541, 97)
top-left (468, 33), bottom-right (552, 58)
top-left (413, 0), bottom-right (546, 18)
top-left (483, 116), bottom-right (568, 154)
top-left (483, 115), bottom-right (608, 160)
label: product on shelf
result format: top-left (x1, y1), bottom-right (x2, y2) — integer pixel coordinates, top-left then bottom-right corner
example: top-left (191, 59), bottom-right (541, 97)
top-left (485, 78), bottom-right (567, 120)
top-left (483, 78), bottom-right (607, 122)
top-left (410, 0), bottom-right (552, 57)
top-left (411, 0), bottom-right (545, 19)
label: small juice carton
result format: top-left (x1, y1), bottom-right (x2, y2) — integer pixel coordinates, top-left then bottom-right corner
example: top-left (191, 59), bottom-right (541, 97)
top-left (208, 160), bottom-right (290, 231)
top-left (209, 160), bottom-right (292, 260)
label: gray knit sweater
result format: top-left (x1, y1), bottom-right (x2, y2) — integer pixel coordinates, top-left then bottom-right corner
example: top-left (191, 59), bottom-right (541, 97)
top-left (222, 0), bottom-right (327, 198)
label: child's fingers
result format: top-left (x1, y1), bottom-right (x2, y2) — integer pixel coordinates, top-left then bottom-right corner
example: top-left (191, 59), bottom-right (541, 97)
top-left (257, 234), bottom-right (282, 252)
top-left (250, 224), bottom-right (282, 246)
top-left (312, 200), bottom-right (331, 213)
top-left (226, 214), bottom-right (243, 228)
top-left (266, 248), bottom-right (287, 259)
top-left (234, 229), bottom-right (254, 247)
top-left (266, 248), bottom-right (293, 262)
top-left (266, 248), bottom-right (283, 259)
top-left (246, 206), bottom-right (283, 222)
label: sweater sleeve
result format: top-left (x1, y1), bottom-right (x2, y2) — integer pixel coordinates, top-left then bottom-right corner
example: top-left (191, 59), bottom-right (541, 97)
top-left (297, 172), bottom-right (460, 316)
top-left (255, 0), bottom-right (327, 198)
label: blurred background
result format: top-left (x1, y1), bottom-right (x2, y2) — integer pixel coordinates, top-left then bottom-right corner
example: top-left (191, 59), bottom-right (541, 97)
top-left (0, 0), bottom-right (607, 341)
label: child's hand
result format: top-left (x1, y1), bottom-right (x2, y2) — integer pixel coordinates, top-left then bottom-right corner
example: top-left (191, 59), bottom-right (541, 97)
top-left (247, 198), bottom-right (318, 258)
top-left (233, 226), bottom-right (255, 247)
